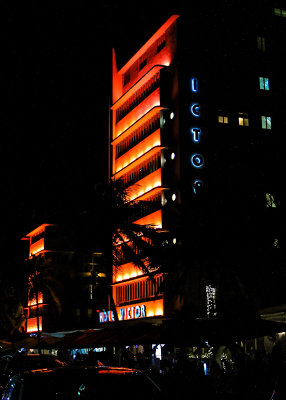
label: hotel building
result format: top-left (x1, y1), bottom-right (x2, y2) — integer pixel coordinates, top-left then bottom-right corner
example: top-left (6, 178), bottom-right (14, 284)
top-left (23, 224), bottom-right (106, 333)
top-left (108, 1), bottom-right (286, 323)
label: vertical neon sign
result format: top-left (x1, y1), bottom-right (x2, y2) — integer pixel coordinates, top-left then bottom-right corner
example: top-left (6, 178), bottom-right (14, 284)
top-left (189, 77), bottom-right (204, 194)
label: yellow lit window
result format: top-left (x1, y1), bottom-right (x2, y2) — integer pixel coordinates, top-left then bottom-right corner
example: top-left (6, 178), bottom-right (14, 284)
top-left (238, 113), bottom-right (249, 126)
top-left (218, 115), bottom-right (229, 124)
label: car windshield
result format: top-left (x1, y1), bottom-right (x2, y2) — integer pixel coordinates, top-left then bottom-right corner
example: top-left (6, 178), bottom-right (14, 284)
top-left (22, 369), bottom-right (162, 400)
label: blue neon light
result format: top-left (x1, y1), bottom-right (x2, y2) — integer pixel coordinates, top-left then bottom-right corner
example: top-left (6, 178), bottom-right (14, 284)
top-left (190, 103), bottom-right (200, 117)
top-left (191, 154), bottom-right (204, 168)
top-left (190, 78), bottom-right (199, 92)
top-left (192, 179), bottom-right (204, 194)
top-left (191, 127), bottom-right (202, 142)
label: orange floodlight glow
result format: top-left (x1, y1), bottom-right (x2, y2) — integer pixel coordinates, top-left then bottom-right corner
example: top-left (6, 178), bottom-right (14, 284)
top-left (111, 66), bottom-right (163, 112)
top-left (114, 146), bottom-right (163, 180)
top-left (111, 107), bottom-right (163, 146)
top-left (117, 15), bottom-right (179, 74)
top-left (28, 292), bottom-right (43, 307)
top-left (26, 317), bottom-right (43, 333)
top-left (145, 299), bottom-right (164, 317)
top-left (115, 130), bottom-right (161, 173)
top-left (109, 16), bottom-right (180, 321)
top-left (133, 210), bottom-right (162, 228)
top-left (113, 262), bottom-right (143, 283)
top-left (117, 299), bottom-right (164, 320)
top-left (115, 89), bottom-right (160, 138)
top-left (30, 238), bottom-right (45, 257)
top-left (127, 169), bottom-right (162, 201)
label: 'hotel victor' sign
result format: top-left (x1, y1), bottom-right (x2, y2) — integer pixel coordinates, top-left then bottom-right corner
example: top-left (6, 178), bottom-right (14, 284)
top-left (99, 304), bottom-right (146, 323)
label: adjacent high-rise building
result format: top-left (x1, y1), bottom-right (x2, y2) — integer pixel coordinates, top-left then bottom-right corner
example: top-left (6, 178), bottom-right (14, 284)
top-left (108, 1), bottom-right (286, 323)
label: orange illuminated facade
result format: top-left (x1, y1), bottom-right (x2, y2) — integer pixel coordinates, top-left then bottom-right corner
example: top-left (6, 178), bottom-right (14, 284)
top-left (26, 223), bottom-right (55, 258)
top-left (109, 16), bottom-right (180, 321)
top-left (23, 224), bottom-right (55, 333)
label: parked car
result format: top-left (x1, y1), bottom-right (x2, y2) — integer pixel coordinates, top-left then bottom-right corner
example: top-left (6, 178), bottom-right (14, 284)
top-left (1, 365), bottom-right (162, 400)
top-left (0, 353), bottom-right (66, 395)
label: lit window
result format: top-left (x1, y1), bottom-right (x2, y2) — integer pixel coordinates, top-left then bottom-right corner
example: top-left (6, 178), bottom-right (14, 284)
top-left (259, 77), bottom-right (270, 90)
top-left (261, 115), bottom-right (272, 130)
top-left (266, 193), bottom-right (277, 208)
top-left (238, 113), bottom-right (249, 126)
top-left (218, 115), bottom-right (229, 124)
top-left (257, 36), bottom-right (266, 51)
top-left (274, 8), bottom-right (286, 17)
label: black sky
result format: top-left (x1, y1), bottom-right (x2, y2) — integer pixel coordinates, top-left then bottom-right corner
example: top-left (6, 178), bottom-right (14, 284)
top-left (0, 1), bottom-right (186, 261)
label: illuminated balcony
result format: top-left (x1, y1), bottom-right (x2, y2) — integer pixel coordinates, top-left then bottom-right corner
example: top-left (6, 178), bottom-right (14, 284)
top-left (114, 130), bottom-right (161, 173)
top-left (114, 88), bottom-right (161, 138)
top-left (127, 168), bottom-right (163, 201)
top-left (113, 146), bottom-right (163, 179)
top-left (112, 262), bottom-right (144, 283)
top-left (111, 106), bottom-right (163, 147)
top-left (133, 209), bottom-right (162, 228)
top-left (30, 238), bottom-right (45, 257)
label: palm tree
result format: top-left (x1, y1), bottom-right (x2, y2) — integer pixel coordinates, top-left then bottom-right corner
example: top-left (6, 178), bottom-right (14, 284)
top-left (0, 275), bottom-right (26, 339)
top-left (25, 255), bottom-right (64, 351)
top-left (93, 178), bottom-right (165, 321)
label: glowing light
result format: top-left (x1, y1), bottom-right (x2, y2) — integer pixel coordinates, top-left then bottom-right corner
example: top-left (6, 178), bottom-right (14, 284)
top-left (190, 103), bottom-right (201, 117)
top-left (206, 285), bottom-right (217, 318)
top-left (190, 77), bottom-right (199, 92)
top-left (30, 239), bottom-right (45, 257)
top-left (191, 154), bottom-right (204, 168)
top-left (110, 15), bottom-right (176, 323)
top-left (193, 179), bottom-right (204, 194)
top-left (128, 170), bottom-right (162, 201)
top-left (26, 317), bottom-right (42, 333)
top-left (28, 292), bottom-right (43, 307)
top-left (171, 193), bottom-right (176, 201)
top-left (115, 91), bottom-right (161, 138)
top-left (133, 209), bottom-right (162, 228)
top-left (117, 15), bottom-right (179, 76)
top-left (113, 262), bottom-right (143, 283)
top-left (171, 152), bottom-right (175, 160)
top-left (190, 127), bottom-right (202, 142)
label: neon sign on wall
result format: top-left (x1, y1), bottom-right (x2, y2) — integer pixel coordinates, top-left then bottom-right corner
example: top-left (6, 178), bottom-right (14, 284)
top-left (189, 77), bottom-right (204, 193)
top-left (99, 304), bottom-right (147, 323)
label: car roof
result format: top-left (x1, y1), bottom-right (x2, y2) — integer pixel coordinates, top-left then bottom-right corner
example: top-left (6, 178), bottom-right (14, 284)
top-left (24, 365), bottom-right (143, 377)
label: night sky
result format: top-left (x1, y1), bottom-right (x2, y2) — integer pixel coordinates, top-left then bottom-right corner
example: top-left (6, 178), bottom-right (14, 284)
top-left (0, 1), bottom-right (185, 261)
